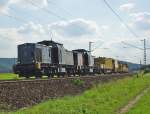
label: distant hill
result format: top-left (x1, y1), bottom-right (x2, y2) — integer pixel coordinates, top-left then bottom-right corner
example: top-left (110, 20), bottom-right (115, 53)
top-left (120, 61), bottom-right (141, 72)
top-left (0, 58), bottom-right (17, 73)
top-left (0, 58), bottom-right (141, 73)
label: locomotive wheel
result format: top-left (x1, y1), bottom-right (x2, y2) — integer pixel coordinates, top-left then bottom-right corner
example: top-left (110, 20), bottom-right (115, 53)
top-left (25, 75), bottom-right (30, 79)
top-left (48, 74), bottom-right (51, 78)
top-left (35, 70), bottom-right (42, 79)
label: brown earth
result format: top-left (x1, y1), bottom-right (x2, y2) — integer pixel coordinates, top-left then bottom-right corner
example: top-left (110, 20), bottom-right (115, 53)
top-left (117, 86), bottom-right (150, 114)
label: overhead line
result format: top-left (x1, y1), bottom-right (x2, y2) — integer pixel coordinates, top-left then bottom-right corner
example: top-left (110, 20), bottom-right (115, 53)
top-left (103, 0), bottom-right (139, 38)
top-left (0, 11), bottom-right (27, 23)
top-left (26, 0), bottom-right (67, 21)
top-left (122, 41), bottom-right (143, 50)
top-left (47, 0), bottom-right (74, 17)
top-left (91, 45), bottom-right (108, 52)
top-left (9, 7), bottom-right (39, 23)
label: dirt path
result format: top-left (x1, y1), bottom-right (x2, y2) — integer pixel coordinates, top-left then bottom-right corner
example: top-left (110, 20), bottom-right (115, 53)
top-left (117, 86), bottom-right (150, 114)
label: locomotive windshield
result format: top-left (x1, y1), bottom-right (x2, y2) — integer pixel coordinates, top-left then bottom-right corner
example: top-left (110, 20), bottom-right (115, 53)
top-left (18, 44), bottom-right (35, 64)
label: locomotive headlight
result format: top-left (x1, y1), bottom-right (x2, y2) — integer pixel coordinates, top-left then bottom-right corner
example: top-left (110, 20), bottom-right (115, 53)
top-left (35, 62), bottom-right (41, 69)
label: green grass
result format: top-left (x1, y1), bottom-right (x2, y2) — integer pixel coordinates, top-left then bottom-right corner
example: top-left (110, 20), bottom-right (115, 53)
top-left (1, 74), bottom-right (150, 114)
top-left (0, 73), bottom-right (47, 80)
top-left (126, 86), bottom-right (150, 114)
top-left (0, 73), bottom-right (19, 80)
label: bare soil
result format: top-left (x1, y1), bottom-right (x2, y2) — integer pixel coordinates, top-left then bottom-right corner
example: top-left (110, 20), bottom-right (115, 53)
top-left (117, 86), bottom-right (150, 114)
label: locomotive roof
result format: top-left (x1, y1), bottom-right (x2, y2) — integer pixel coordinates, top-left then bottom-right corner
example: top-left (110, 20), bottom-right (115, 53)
top-left (37, 40), bottom-right (63, 46)
top-left (19, 43), bottom-right (45, 47)
top-left (73, 49), bottom-right (89, 53)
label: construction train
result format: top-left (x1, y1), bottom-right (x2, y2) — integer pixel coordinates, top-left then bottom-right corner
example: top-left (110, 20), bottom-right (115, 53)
top-left (13, 40), bottom-right (128, 78)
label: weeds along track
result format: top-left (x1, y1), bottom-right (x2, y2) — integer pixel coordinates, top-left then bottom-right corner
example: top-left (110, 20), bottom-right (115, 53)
top-left (0, 73), bottom-right (133, 84)
top-left (0, 73), bottom-right (133, 110)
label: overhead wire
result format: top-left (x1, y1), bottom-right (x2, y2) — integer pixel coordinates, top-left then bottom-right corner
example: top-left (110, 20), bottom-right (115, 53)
top-left (26, 0), bottom-right (67, 21)
top-left (0, 0), bottom-right (104, 52)
top-left (95, 0), bottom-right (148, 63)
top-left (47, 0), bottom-right (74, 18)
top-left (0, 11), bottom-right (27, 23)
top-left (102, 0), bottom-right (148, 57)
top-left (122, 41), bottom-right (143, 50)
top-left (103, 0), bottom-right (139, 38)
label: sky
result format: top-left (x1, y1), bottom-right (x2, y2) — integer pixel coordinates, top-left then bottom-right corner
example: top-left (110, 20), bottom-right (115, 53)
top-left (0, 0), bottom-right (150, 64)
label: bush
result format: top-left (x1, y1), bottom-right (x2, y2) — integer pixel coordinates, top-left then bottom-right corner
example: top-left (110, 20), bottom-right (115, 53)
top-left (143, 69), bottom-right (150, 74)
top-left (71, 78), bottom-right (85, 86)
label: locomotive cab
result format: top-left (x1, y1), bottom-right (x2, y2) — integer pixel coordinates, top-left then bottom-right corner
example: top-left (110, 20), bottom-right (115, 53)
top-left (14, 43), bottom-right (51, 78)
top-left (18, 43), bottom-right (35, 64)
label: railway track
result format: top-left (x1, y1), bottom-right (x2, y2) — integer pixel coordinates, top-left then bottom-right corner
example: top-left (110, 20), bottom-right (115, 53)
top-left (0, 73), bottom-right (134, 84)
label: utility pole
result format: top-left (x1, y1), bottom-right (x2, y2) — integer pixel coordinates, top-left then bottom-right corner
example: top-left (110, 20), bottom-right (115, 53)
top-left (50, 31), bottom-right (53, 41)
top-left (140, 59), bottom-right (142, 69)
top-left (89, 41), bottom-right (94, 55)
top-left (144, 39), bottom-right (146, 65)
top-left (141, 39), bottom-right (146, 65)
top-left (122, 39), bottom-right (148, 65)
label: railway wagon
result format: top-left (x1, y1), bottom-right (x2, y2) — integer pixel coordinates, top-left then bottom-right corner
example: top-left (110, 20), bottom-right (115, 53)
top-left (114, 60), bottom-right (119, 73)
top-left (117, 62), bottom-right (128, 73)
top-left (94, 57), bottom-right (118, 74)
top-left (94, 57), bottom-right (105, 73)
top-left (73, 49), bottom-right (94, 75)
top-left (104, 58), bottom-right (115, 73)
top-left (122, 64), bottom-right (128, 73)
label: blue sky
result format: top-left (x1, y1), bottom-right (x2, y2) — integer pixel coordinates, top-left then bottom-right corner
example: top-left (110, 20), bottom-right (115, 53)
top-left (0, 0), bottom-right (150, 64)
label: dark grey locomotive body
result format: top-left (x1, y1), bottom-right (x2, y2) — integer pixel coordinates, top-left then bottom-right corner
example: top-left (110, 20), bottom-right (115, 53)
top-left (14, 43), bottom-right (52, 77)
top-left (13, 40), bottom-right (94, 78)
top-left (18, 43), bottom-right (51, 64)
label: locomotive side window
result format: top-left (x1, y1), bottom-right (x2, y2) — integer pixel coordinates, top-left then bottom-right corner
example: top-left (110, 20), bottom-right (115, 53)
top-left (36, 48), bottom-right (42, 62)
top-left (60, 49), bottom-right (62, 63)
top-left (51, 47), bottom-right (59, 64)
top-left (49, 49), bottom-right (51, 57)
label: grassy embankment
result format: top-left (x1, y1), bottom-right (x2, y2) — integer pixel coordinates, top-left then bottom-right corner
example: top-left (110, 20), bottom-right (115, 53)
top-left (0, 73), bottom-right (62, 80)
top-left (0, 73), bottom-right (149, 114)
top-left (0, 73), bottom-right (19, 80)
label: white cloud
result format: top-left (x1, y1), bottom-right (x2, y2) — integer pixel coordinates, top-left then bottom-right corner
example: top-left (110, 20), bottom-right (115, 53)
top-left (9, 0), bottom-right (48, 9)
top-left (130, 12), bottom-right (150, 31)
top-left (49, 18), bottom-right (101, 38)
top-left (119, 3), bottom-right (135, 12)
top-left (18, 22), bottom-right (48, 35)
top-left (101, 25), bottom-right (110, 30)
top-left (0, 0), bottom-right (9, 13)
top-left (0, 0), bottom-right (48, 13)
top-left (0, 18), bottom-right (106, 57)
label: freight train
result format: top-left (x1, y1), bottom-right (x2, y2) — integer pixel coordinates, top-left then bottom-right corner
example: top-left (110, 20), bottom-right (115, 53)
top-left (13, 40), bottom-right (128, 78)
